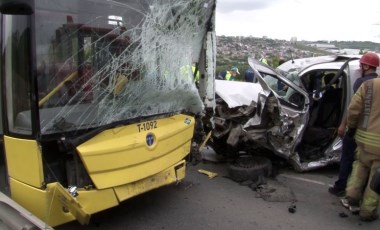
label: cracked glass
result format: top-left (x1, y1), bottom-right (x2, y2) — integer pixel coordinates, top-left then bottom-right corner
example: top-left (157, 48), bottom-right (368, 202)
top-left (28, 0), bottom-right (214, 135)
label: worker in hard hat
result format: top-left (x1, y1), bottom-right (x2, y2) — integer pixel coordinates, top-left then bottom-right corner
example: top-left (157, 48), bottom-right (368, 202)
top-left (345, 52), bottom-right (380, 222)
top-left (218, 66), bottom-right (240, 81)
top-left (329, 52), bottom-right (380, 200)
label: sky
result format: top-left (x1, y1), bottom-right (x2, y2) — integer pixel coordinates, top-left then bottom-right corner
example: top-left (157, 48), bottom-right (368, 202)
top-left (215, 0), bottom-right (380, 43)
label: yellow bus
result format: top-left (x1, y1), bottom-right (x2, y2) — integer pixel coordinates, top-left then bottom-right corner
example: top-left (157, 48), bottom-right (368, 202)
top-left (0, 0), bottom-right (216, 227)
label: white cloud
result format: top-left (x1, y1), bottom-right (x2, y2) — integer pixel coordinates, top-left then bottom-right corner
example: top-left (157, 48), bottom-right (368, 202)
top-left (216, 0), bottom-right (380, 42)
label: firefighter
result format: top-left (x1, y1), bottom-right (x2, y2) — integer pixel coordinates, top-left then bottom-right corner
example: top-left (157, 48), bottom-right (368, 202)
top-left (329, 52), bottom-right (379, 197)
top-left (345, 52), bottom-right (380, 222)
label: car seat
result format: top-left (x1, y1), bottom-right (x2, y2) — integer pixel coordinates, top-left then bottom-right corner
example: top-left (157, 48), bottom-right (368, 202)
top-left (312, 73), bottom-right (343, 128)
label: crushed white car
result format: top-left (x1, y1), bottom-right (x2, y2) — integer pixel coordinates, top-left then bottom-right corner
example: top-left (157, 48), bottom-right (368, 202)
top-left (208, 55), bottom-right (380, 171)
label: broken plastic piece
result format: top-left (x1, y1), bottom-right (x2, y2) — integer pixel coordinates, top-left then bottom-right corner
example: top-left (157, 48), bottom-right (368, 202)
top-left (198, 169), bottom-right (218, 179)
top-left (339, 212), bottom-right (348, 218)
top-left (198, 131), bottom-right (212, 153)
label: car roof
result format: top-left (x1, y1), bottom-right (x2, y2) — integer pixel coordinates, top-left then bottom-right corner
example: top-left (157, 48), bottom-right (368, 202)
top-left (299, 61), bottom-right (351, 73)
top-left (277, 55), bottom-right (361, 74)
top-left (298, 59), bottom-right (380, 87)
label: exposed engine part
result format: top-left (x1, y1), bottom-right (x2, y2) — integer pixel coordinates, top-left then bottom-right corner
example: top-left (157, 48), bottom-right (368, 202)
top-left (68, 186), bottom-right (79, 198)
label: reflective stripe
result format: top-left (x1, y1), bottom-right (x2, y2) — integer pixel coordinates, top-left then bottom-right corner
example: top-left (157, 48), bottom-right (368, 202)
top-left (356, 129), bottom-right (380, 147)
top-left (361, 81), bottom-right (373, 129)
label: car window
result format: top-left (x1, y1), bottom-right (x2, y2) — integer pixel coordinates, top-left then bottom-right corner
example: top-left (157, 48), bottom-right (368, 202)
top-left (262, 73), bottom-right (305, 110)
top-left (300, 70), bottom-right (341, 94)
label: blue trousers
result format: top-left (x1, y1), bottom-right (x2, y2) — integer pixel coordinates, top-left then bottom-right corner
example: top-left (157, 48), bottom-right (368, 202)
top-left (333, 134), bottom-right (356, 191)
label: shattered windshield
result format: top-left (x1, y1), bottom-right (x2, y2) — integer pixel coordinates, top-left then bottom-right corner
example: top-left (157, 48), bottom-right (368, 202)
top-left (30, 0), bottom-right (213, 134)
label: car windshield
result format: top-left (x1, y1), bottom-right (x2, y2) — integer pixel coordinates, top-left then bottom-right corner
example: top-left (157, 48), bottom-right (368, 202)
top-left (15, 0), bottom-right (213, 135)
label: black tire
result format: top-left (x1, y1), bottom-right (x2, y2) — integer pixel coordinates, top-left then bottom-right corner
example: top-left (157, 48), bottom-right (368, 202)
top-left (228, 156), bottom-right (272, 182)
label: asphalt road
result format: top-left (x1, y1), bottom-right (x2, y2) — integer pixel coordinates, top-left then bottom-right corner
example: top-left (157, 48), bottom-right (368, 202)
top-left (57, 152), bottom-right (380, 230)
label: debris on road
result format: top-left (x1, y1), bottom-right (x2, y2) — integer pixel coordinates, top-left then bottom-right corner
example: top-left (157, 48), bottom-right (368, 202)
top-left (288, 203), bottom-right (297, 214)
top-left (254, 179), bottom-right (297, 202)
top-left (198, 169), bottom-right (218, 179)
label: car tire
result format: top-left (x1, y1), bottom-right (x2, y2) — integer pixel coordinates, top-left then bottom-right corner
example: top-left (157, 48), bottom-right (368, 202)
top-left (228, 156), bottom-right (272, 182)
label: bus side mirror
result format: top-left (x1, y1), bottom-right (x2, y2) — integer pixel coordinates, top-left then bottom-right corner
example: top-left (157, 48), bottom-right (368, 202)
top-left (370, 168), bottom-right (380, 194)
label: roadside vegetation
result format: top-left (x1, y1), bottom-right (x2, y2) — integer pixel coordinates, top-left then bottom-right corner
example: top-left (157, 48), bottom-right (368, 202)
top-left (216, 36), bottom-right (379, 80)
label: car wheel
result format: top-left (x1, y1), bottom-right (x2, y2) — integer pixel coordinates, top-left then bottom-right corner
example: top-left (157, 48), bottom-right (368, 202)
top-left (228, 156), bottom-right (272, 182)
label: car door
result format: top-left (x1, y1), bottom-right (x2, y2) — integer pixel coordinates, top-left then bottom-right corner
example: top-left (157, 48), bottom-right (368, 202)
top-left (247, 57), bottom-right (310, 160)
top-left (290, 58), bottom-right (361, 171)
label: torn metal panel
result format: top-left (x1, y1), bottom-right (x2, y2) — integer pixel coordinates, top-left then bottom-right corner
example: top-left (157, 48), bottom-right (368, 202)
top-left (203, 32), bottom-right (217, 109)
top-left (226, 125), bottom-right (243, 146)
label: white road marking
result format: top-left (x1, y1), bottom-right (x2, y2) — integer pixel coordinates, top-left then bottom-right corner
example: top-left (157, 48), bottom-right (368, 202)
top-left (279, 174), bottom-right (333, 187)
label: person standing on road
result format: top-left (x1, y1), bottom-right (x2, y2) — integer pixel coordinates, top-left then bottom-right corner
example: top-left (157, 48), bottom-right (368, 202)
top-left (244, 67), bottom-right (255, 82)
top-left (329, 52), bottom-right (380, 197)
top-left (345, 52), bottom-right (380, 222)
top-left (218, 66), bottom-right (239, 81)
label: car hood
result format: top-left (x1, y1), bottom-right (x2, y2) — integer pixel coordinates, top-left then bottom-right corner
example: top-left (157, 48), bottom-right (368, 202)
top-left (215, 80), bottom-right (262, 108)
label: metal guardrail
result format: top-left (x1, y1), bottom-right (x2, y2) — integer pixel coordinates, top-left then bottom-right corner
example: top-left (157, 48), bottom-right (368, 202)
top-left (0, 192), bottom-right (54, 230)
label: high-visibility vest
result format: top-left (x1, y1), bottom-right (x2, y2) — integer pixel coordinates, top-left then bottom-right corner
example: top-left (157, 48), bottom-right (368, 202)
top-left (260, 58), bottom-right (268, 65)
top-left (192, 65), bottom-right (200, 82)
top-left (225, 71), bottom-right (234, 81)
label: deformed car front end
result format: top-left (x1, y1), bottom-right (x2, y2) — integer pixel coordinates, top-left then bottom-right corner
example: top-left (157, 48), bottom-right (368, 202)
top-left (208, 55), bottom-right (378, 172)
top-left (208, 59), bottom-right (310, 171)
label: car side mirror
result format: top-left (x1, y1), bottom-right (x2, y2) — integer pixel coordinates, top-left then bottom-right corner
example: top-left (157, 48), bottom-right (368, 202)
top-left (370, 168), bottom-right (380, 194)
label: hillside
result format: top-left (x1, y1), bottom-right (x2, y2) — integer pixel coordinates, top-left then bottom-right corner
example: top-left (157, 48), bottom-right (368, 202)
top-left (216, 36), bottom-right (379, 80)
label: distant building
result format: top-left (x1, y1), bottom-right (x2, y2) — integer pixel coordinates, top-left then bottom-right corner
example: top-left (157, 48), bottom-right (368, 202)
top-left (307, 43), bottom-right (341, 53)
top-left (290, 37), bottom-right (297, 44)
top-left (307, 43), bottom-right (336, 49)
top-left (342, 48), bottom-right (361, 55)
